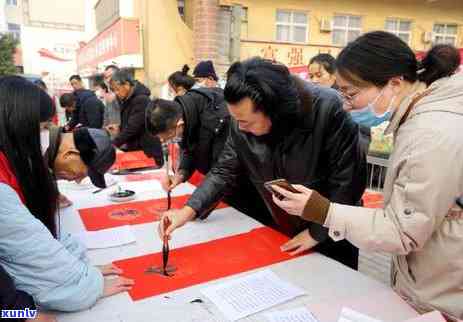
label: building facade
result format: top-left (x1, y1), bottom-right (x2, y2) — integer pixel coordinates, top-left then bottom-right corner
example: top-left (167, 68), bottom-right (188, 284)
top-left (77, 0), bottom-right (193, 95)
top-left (213, 0), bottom-right (463, 78)
top-left (1, 0), bottom-right (86, 94)
top-left (78, 0), bottom-right (463, 93)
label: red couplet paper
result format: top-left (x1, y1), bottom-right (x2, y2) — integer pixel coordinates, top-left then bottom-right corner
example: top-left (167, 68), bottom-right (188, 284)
top-left (362, 192), bottom-right (384, 209)
top-left (112, 151), bottom-right (156, 170)
top-left (114, 226), bottom-right (298, 301)
top-left (79, 195), bottom-right (228, 231)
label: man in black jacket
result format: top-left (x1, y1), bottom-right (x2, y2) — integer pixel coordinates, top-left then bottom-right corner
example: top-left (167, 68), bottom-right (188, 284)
top-left (106, 70), bottom-right (163, 166)
top-left (159, 58), bottom-right (367, 269)
top-left (60, 91), bottom-right (104, 130)
top-left (1, 265), bottom-right (55, 321)
top-left (147, 88), bottom-right (270, 224)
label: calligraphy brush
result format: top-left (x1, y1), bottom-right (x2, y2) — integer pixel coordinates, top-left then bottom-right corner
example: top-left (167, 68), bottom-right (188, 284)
top-left (162, 216), bottom-right (171, 276)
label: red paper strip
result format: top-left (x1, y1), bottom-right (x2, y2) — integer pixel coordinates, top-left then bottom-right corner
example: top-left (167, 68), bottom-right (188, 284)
top-left (112, 151), bottom-right (156, 170)
top-left (114, 226), bottom-right (298, 301)
top-left (362, 192), bottom-right (384, 209)
top-left (79, 195), bottom-right (228, 231)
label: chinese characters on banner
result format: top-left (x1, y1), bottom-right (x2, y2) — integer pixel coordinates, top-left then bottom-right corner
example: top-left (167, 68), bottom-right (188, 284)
top-left (242, 42), bottom-right (342, 81)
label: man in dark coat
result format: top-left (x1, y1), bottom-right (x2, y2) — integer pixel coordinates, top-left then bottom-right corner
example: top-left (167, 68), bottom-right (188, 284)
top-left (147, 87), bottom-right (270, 224)
top-left (106, 70), bottom-right (163, 166)
top-left (60, 91), bottom-right (104, 130)
top-left (63, 75), bottom-right (104, 130)
top-left (158, 58), bottom-right (367, 269)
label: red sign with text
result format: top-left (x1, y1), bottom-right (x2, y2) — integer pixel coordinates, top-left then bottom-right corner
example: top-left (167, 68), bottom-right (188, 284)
top-left (77, 18), bottom-right (140, 71)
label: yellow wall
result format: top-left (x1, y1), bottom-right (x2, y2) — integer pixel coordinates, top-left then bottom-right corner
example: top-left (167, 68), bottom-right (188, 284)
top-left (184, 0), bottom-right (195, 30)
top-left (134, 68), bottom-right (145, 84)
top-left (137, 0), bottom-right (194, 96)
top-left (221, 0), bottom-right (463, 66)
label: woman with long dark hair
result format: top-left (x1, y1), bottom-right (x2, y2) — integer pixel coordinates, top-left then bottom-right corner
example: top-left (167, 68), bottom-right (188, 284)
top-left (0, 76), bottom-right (59, 234)
top-left (272, 32), bottom-right (463, 320)
top-left (0, 76), bottom-right (133, 312)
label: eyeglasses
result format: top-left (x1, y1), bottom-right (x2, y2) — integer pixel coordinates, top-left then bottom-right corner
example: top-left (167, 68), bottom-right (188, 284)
top-left (339, 88), bottom-right (361, 102)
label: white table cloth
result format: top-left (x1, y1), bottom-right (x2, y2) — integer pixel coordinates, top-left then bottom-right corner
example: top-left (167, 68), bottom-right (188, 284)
top-left (56, 171), bottom-right (418, 322)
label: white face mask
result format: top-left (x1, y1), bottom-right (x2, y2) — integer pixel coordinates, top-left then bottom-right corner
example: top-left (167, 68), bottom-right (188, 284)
top-left (193, 81), bottom-right (207, 89)
top-left (40, 129), bottom-right (50, 156)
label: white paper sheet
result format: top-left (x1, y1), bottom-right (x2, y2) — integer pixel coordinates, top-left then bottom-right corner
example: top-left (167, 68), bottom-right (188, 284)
top-left (117, 180), bottom-right (162, 194)
top-left (403, 311), bottom-right (446, 322)
top-left (264, 307), bottom-right (319, 322)
top-left (201, 270), bottom-right (306, 321)
top-left (338, 308), bottom-right (383, 322)
top-left (61, 174), bottom-right (117, 191)
top-left (75, 225), bottom-right (136, 249)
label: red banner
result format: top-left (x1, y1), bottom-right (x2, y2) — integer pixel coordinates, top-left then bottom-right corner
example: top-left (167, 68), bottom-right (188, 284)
top-left (288, 65), bottom-right (309, 80)
top-left (79, 195), bottom-right (228, 231)
top-left (114, 227), bottom-right (301, 301)
top-left (112, 151), bottom-right (157, 171)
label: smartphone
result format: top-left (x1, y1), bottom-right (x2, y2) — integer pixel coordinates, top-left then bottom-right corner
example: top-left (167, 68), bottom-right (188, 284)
top-left (264, 179), bottom-right (298, 200)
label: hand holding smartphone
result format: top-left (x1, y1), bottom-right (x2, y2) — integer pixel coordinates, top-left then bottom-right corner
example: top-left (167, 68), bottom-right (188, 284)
top-left (264, 179), bottom-right (298, 200)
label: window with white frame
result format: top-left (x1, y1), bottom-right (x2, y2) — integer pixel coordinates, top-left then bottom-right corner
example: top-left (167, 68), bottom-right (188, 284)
top-left (6, 0), bottom-right (17, 6)
top-left (7, 23), bottom-right (20, 41)
top-left (385, 18), bottom-right (412, 44)
top-left (433, 23), bottom-right (458, 45)
top-left (276, 10), bottom-right (308, 43)
top-left (177, 0), bottom-right (185, 20)
top-left (332, 15), bottom-right (362, 46)
top-left (241, 7), bottom-right (249, 39)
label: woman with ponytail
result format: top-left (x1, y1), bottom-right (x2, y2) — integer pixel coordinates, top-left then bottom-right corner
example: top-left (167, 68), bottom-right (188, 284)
top-left (168, 64), bottom-right (196, 97)
top-left (418, 43), bottom-right (461, 86)
top-left (271, 31), bottom-right (463, 320)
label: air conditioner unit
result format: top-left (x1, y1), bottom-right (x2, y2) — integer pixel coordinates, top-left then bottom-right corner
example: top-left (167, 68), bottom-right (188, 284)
top-left (422, 31), bottom-right (433, 43)
top-left (320, 18), bottom-right (332, 32)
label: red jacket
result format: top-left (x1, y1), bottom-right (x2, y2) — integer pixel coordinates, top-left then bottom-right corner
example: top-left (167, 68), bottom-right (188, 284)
top-left (0, 152), bottom-right (25, 203)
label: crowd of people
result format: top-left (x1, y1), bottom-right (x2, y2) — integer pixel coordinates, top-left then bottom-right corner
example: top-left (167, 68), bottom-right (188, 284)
top-left (1, 31), bottom-right (462, 321)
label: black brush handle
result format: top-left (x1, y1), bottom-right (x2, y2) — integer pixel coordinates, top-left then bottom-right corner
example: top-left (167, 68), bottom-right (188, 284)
top-left (162, 216), bottom-right (171, 276)
top-left (162, 240), bottom-right (169, 275)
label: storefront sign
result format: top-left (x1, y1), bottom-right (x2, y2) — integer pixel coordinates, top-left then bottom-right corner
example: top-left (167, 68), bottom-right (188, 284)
top-left (77, 18), bottom-right (141, 72)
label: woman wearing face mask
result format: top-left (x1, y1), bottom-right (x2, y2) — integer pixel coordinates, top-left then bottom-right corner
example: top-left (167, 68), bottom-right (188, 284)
top-left (348, 43), bottom-right (460, 129)
top-left (0, 76), bottom-right (134, 313)
top-left (307, 53), bottom-right (337, 89)
top-left (308, 54), bottom-right (374, 156)
top-left (271, 31), bottom-right (463, 320)
top-left (168, 65), bottom-right (196, 97)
